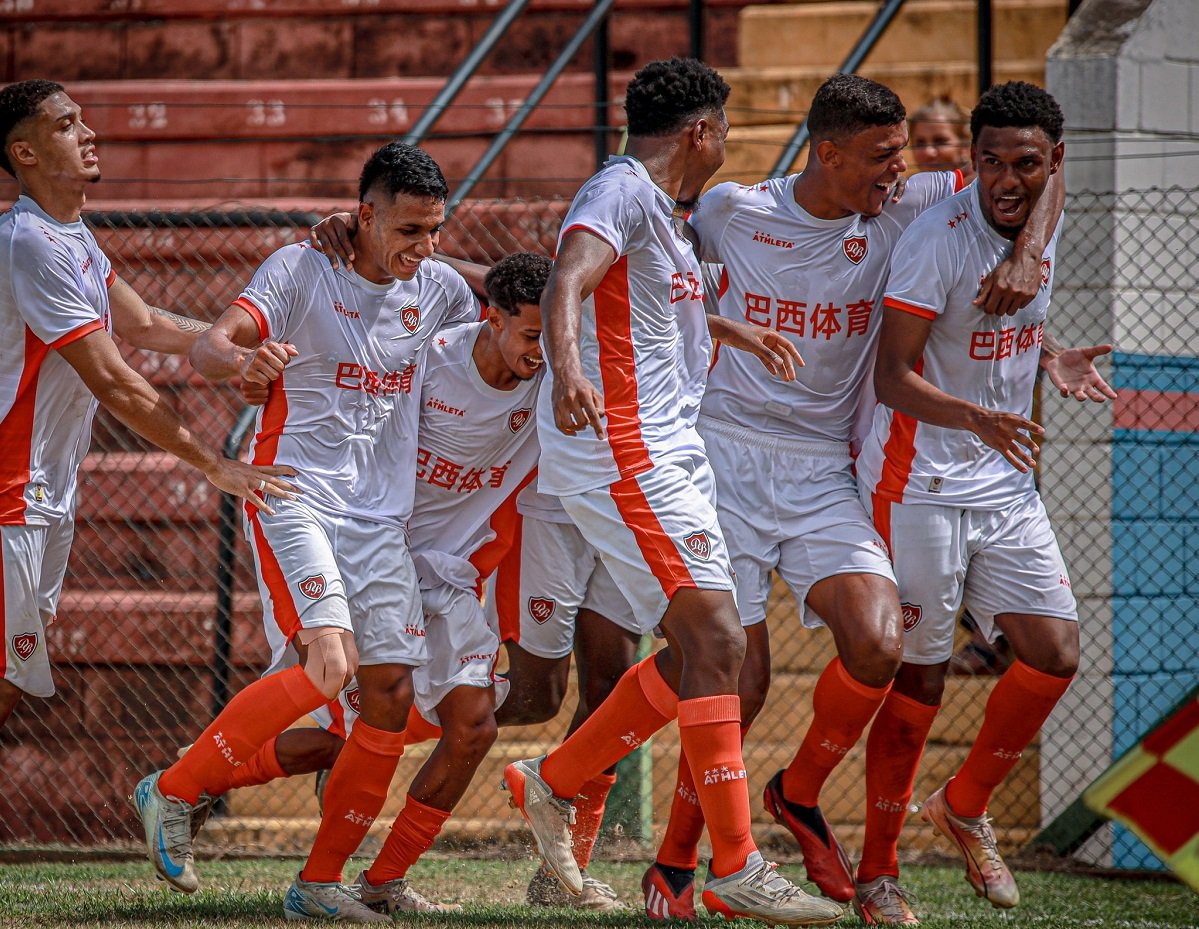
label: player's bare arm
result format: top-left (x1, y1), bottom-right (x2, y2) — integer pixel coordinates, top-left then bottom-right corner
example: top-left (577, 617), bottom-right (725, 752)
top-left (705, 312), bottom-right (803, 381)
top-left (875, 306), bottom-right (1044, 473)
top-left (975, 170), bottom-right (1065, 316)
top-left (190, 304), bottom-right (298, 387)
top-left (57, 329), bottom-right (298, 512)
top-left (1040, 333), bottom-right (1118, 402)
top-left (541, 227), bottom-right (613, 439)
top-left (108, 275), bottom-right (210, 355)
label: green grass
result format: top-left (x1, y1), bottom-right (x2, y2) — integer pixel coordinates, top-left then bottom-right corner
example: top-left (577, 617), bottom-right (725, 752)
top-left (0, 856), bottom-right (1192, 928)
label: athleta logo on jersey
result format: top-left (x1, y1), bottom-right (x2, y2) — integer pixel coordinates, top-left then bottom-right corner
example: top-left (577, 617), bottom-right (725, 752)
top-left (298, 574), bottom-right (326, 599)
top-left (842, 234), bottom-right (868, 265)
top-left (401, 305), bottom-right (420, 333)
top-left (11, 633), bottom-right (37, 662)
top-left (901, 602), bottom-right (922, 631)
top-left (682, 530), bottom-right (711, 561)
top-left (528, 597), bottom-right (556, 624)
top-left (752, 230), bottom-right (794, 249)
top-left (508, 408), bottom-right (532, 433)
top-left (345, 687), bottom-right (362, 713)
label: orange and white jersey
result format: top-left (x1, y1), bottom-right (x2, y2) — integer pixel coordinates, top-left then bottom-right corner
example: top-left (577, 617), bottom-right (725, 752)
top-left (237, 245), bottom-right (478, 528)
top-left (408, 322), bottom-right (541, 594)
top-left (857, 184), bottom-right (1064, 509)
top-left (536, 155), bottom-right (709, 496)
top-left (0, 196), bottom-right (114, 526)
top-left (692, 171), bottom-right (963, 444)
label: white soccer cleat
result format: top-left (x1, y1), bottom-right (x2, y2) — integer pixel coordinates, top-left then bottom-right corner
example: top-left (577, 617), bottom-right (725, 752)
top-left (853, 875), bottom-right (920, 925)
top-left (282, 873), bottom-right (389, 922)
top-left (131, 770), bottom-right (200, 894)
top-left (701, 851), bottom-right (845, 926)
top-left (353, 870), bottom-right (462, 914)
top-left (502, 756), bottom-right (582, 896)
top-left (920, 785), bottom-right (1019, 909)
top-left (527, 865), bottom-right (624, 911)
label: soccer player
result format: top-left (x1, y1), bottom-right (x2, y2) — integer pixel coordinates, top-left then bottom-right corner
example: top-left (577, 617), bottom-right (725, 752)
top-left (0, 79), bottom-right (296, 731)
top-left (857, 81), bottom-right (1112, 916)
top-left (502, 58), bottom-right (842, 926)
top-left (645, 73), bottom-right (1063, 925)
top-left (133, 142), bottom-right (479, 920)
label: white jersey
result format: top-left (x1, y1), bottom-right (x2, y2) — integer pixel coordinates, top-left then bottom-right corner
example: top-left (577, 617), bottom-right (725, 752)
top-left (408, 322), bottom-right (541, 593)
top-left (0, 196), bottom-right (114, 526)
top-left (537, 155), bottom-right (710, 496)
top-left (857, 183), bottom-right (1064, 509)
top-left (692, 171), bottom-right (963, 443)
top-left (237, 245), bottom-right (478, 528)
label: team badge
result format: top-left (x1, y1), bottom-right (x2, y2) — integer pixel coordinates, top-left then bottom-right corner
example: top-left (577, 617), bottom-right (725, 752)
top-left (508, 408), bottom-right (532, 433)
top-left (345, 687), bottom-right (362, 714)
top-left (528, 597), bottom-right (556, 624)
top-left (900, 602), bottom-right (922, 631)
top-left (298, 574), bottom-right (327, 600)
top-left (11, 633), bottom-right (37, 662)
top-left (1040, 258), bottom-right (1052, 286)
top-left (842, 234), bottom-right (868, 265)
top-left (682, 531), bottom-right (711, 561)
top-left (401, 306), bottom-right (420, 333)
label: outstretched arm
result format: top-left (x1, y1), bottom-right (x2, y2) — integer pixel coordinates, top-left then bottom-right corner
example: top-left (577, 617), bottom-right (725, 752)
top-left (1040, 334), bottom-right (1117, 402)
top-left (109, 276), bottom-right (211, 355)
top-left (706, 313), bottom-right (803, 381)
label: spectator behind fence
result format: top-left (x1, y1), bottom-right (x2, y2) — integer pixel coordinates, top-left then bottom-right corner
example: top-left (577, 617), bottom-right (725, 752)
top-left (909, 97), bottom-right (974, 184)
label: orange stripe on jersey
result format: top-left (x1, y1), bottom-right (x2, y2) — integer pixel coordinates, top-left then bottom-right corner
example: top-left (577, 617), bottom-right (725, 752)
top-left (595, 256), bottom-right (653, 479)
top-left (883, 296), bottom-right (937, 320)
top-left (717, 266), bottom-right (730, 298)
top-left (874, 358), bottom-right (924, 503)
top-left (952, 169), bottom-right (967, 192)
top-left (560, 222), bottom-right (619, 259)
top-left (49, 318), bottom-right (104, 350)
top-left (233, 296), bottom-right (270, 342)
top-left (106, 269), bottom-right (117, 288)
top-left (245, 505), bottom-right (303, 639)
top-left (252, 373), bottom-right (289, 467)
top-left (0, 328), bottom-right (51, 524)
top-left (492, 512), bottom-right (524, 644)
top-left (468, 469), bottom-right (537, 598)
top-left (609, 474), bottom-right (694, 597)
top-left (870, 493), bottom-right (893, 552)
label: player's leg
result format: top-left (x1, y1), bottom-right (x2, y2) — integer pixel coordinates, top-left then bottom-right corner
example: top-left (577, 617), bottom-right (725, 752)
top-left (0, 522), bottom-right (60, 730)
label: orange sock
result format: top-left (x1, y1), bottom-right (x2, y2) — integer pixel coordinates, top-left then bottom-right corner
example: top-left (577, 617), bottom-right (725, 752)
top-left (946, 661), bottom-right (1072, 818)
top-left (541, 656), bottom-right (677, 799)
top-left (365, 794), bottom-right (452, 884)
top-left (678, 696), bottom-right (756, 877)
top-left (301, 720), bottom-right (407, 883)
top-left (159, 666), bottom-right (326, 804)
top-left (223, 736), bottom-right (287, 791)
top-left (781, 658), bottom-right (890, 806)
top-left (571, 772), bottom-right (617, 870)
top-left (403, 706), bottom-right (443, 747)
top-left (857, 691), bottom-right (939, 883)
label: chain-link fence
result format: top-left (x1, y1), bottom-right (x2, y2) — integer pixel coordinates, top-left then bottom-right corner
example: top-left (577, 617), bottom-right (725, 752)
top-left (1, 188), bottom-right (1195, 874)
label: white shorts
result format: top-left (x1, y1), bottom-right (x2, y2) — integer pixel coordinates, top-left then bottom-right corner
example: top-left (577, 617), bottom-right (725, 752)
top-left (487, 512), bottom-right (639, 659)
top-left (559, 452), bottom-right (734, 633)
top-left (245, 496), bottom-right (427, 675)
top-left (700, 416), bottom-right (895, 628)
top-left (1, 518), bottom-right (74, 698)
top-left (869, 492), bottom-right (1079, 665)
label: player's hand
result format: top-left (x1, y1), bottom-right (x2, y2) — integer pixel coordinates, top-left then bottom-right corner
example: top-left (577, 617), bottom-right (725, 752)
top-left (239, 379), bottom-right (270, 406)
top-left (1043, 343), bottom-right (1117, 402)
top-left (552, 370), bottom-right (606, 439)
top-left (975, 246), bottom-right (1040, 316)
top-left (203, 460), bottom-right (299, 515)
top-left (240, 340), bottom-right (297, 386)
top-left (970, 408), bottom-right (1045, 473)
top-left (889, 174), bottom-right (908, 204)
top-left (709, 315), bottom-right (804, 381)
top-left (310, 212), bottom-right (357, 270)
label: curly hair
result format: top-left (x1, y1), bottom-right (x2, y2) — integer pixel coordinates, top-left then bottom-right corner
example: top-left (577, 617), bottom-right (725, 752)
top-left (624, 58), bottom-right (731, 137)
top-left (484, 252), bottom-right (552, 315)
top-left (807, 74), bottom-right (906, 144)
top-left (0, 79), bottom-right (64, 176)
top-left (358, 141), bottom-right (449, 203)
top-left (970, 81), bottom-right (1064, 144)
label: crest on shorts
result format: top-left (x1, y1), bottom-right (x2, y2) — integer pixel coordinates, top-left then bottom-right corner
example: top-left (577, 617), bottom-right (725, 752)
top-left (900, 602), bottom-right (922, 632)
top-left (842, 234), bottom-right (868, 265)
top-left (298, 574), bottom-right (326, 600)
top-left (401, 305), bottom-right (420, 333)
top-left (528, 597), bottom-right (556, 624)
top-left (1040, 258), bottom-right (1052, 287)
top-left (11, 633), bottom-right (37, 662)
top-left (683, 531), bottom-right (711, 561)
top-left (345, 687), bottom-right (362, 714)
top-left (508, 408), bottom-right (532, 434)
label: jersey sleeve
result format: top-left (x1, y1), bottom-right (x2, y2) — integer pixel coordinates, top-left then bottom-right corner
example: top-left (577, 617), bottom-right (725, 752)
top-left (883, 216), bottom-right (960, 320)
top-left (689, 182), bottom-right (740, 263)
top-left (441, 264), bottom-right (484, 325)
top-left (885, 170), bottom-right (963, 227)
top-left (558, 173), bottom-right (642, 257)
top-left (10, 225), bottom-right (105, 348)
top-left (233, 244), bottom-right (306, 342)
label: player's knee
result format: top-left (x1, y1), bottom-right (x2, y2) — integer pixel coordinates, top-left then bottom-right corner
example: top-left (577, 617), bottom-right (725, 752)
top-left (301, 632), bottom-right (356, 701)
top-left (443, 712), bottom-right (498, 762)
top-left (842, 643), bottom-right (903, 689)
top-left (498, 689), bottom-right (562, 727)
top-left (893, 661), bottom-right (947, 706)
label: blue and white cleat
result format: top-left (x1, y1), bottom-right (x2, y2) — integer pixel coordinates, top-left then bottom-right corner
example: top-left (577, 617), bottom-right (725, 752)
top-left (283, 873), bottom-right (390, 922)
top-left (131, 770), bottom-right (199, 894)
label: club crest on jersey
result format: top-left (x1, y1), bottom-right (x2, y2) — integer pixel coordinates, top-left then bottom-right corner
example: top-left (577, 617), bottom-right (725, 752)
top-left (345, 687), bottom-right (362, 714)
top-left (11, 633), bottom-right (37, 662)
top-left (401, 305), bottom-right (420, 333)
top-left (682, 531), bottom-right (711, 561)
top-left (1040, 258), bottom-right (1052, 287)
top-left (299, 574), bottom-right (327, 600)
top-left (528, 597), bottom-right (556, 624)
top-left (901, 602), bottom-right (922, 632)
top-left (842, 234), bottom-right (868, 265)
top-left (508, 408), bottom-right (532, 434)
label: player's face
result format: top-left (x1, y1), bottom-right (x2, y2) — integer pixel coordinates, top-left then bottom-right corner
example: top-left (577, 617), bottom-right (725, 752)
top-left (360, 192), bottom-right (445, 282)
top-left (830, 122), bottom-right (908, 217)
top-left (972, 124), bottom-right (1063, 239)
top-left (15, 92), bottom-right (100, 185)
top-left (492, 301), bottom-right (544, 381)
top-left (678, 109), bottom-right (729, 209)
top-left (909, 118), bottom-right (969, 172)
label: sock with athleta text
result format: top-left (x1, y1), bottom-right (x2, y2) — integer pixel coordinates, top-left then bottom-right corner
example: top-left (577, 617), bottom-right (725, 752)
top-left (945, 660), bottom-right (1072, 818)
top-left (781, 657), bottom-right (891, 807)
top-left (571, 772), bottom-right (617, 870)
top-left (301, 721), bottom-right (407, 884)
top-left (222, 736), bottom-right (287, 791)
top-left (403, 706), bottom-right (443, 747)
top-left (365, 794), bottom-right (452, 885)
top-left (540, 656), bottom-right (678, 799)
top-left (158, 666), bottom-right (326, 804)
top-left (678, 695), bottom-right (757, 877)
top-left (857, 691), bottom-right (939, 883)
